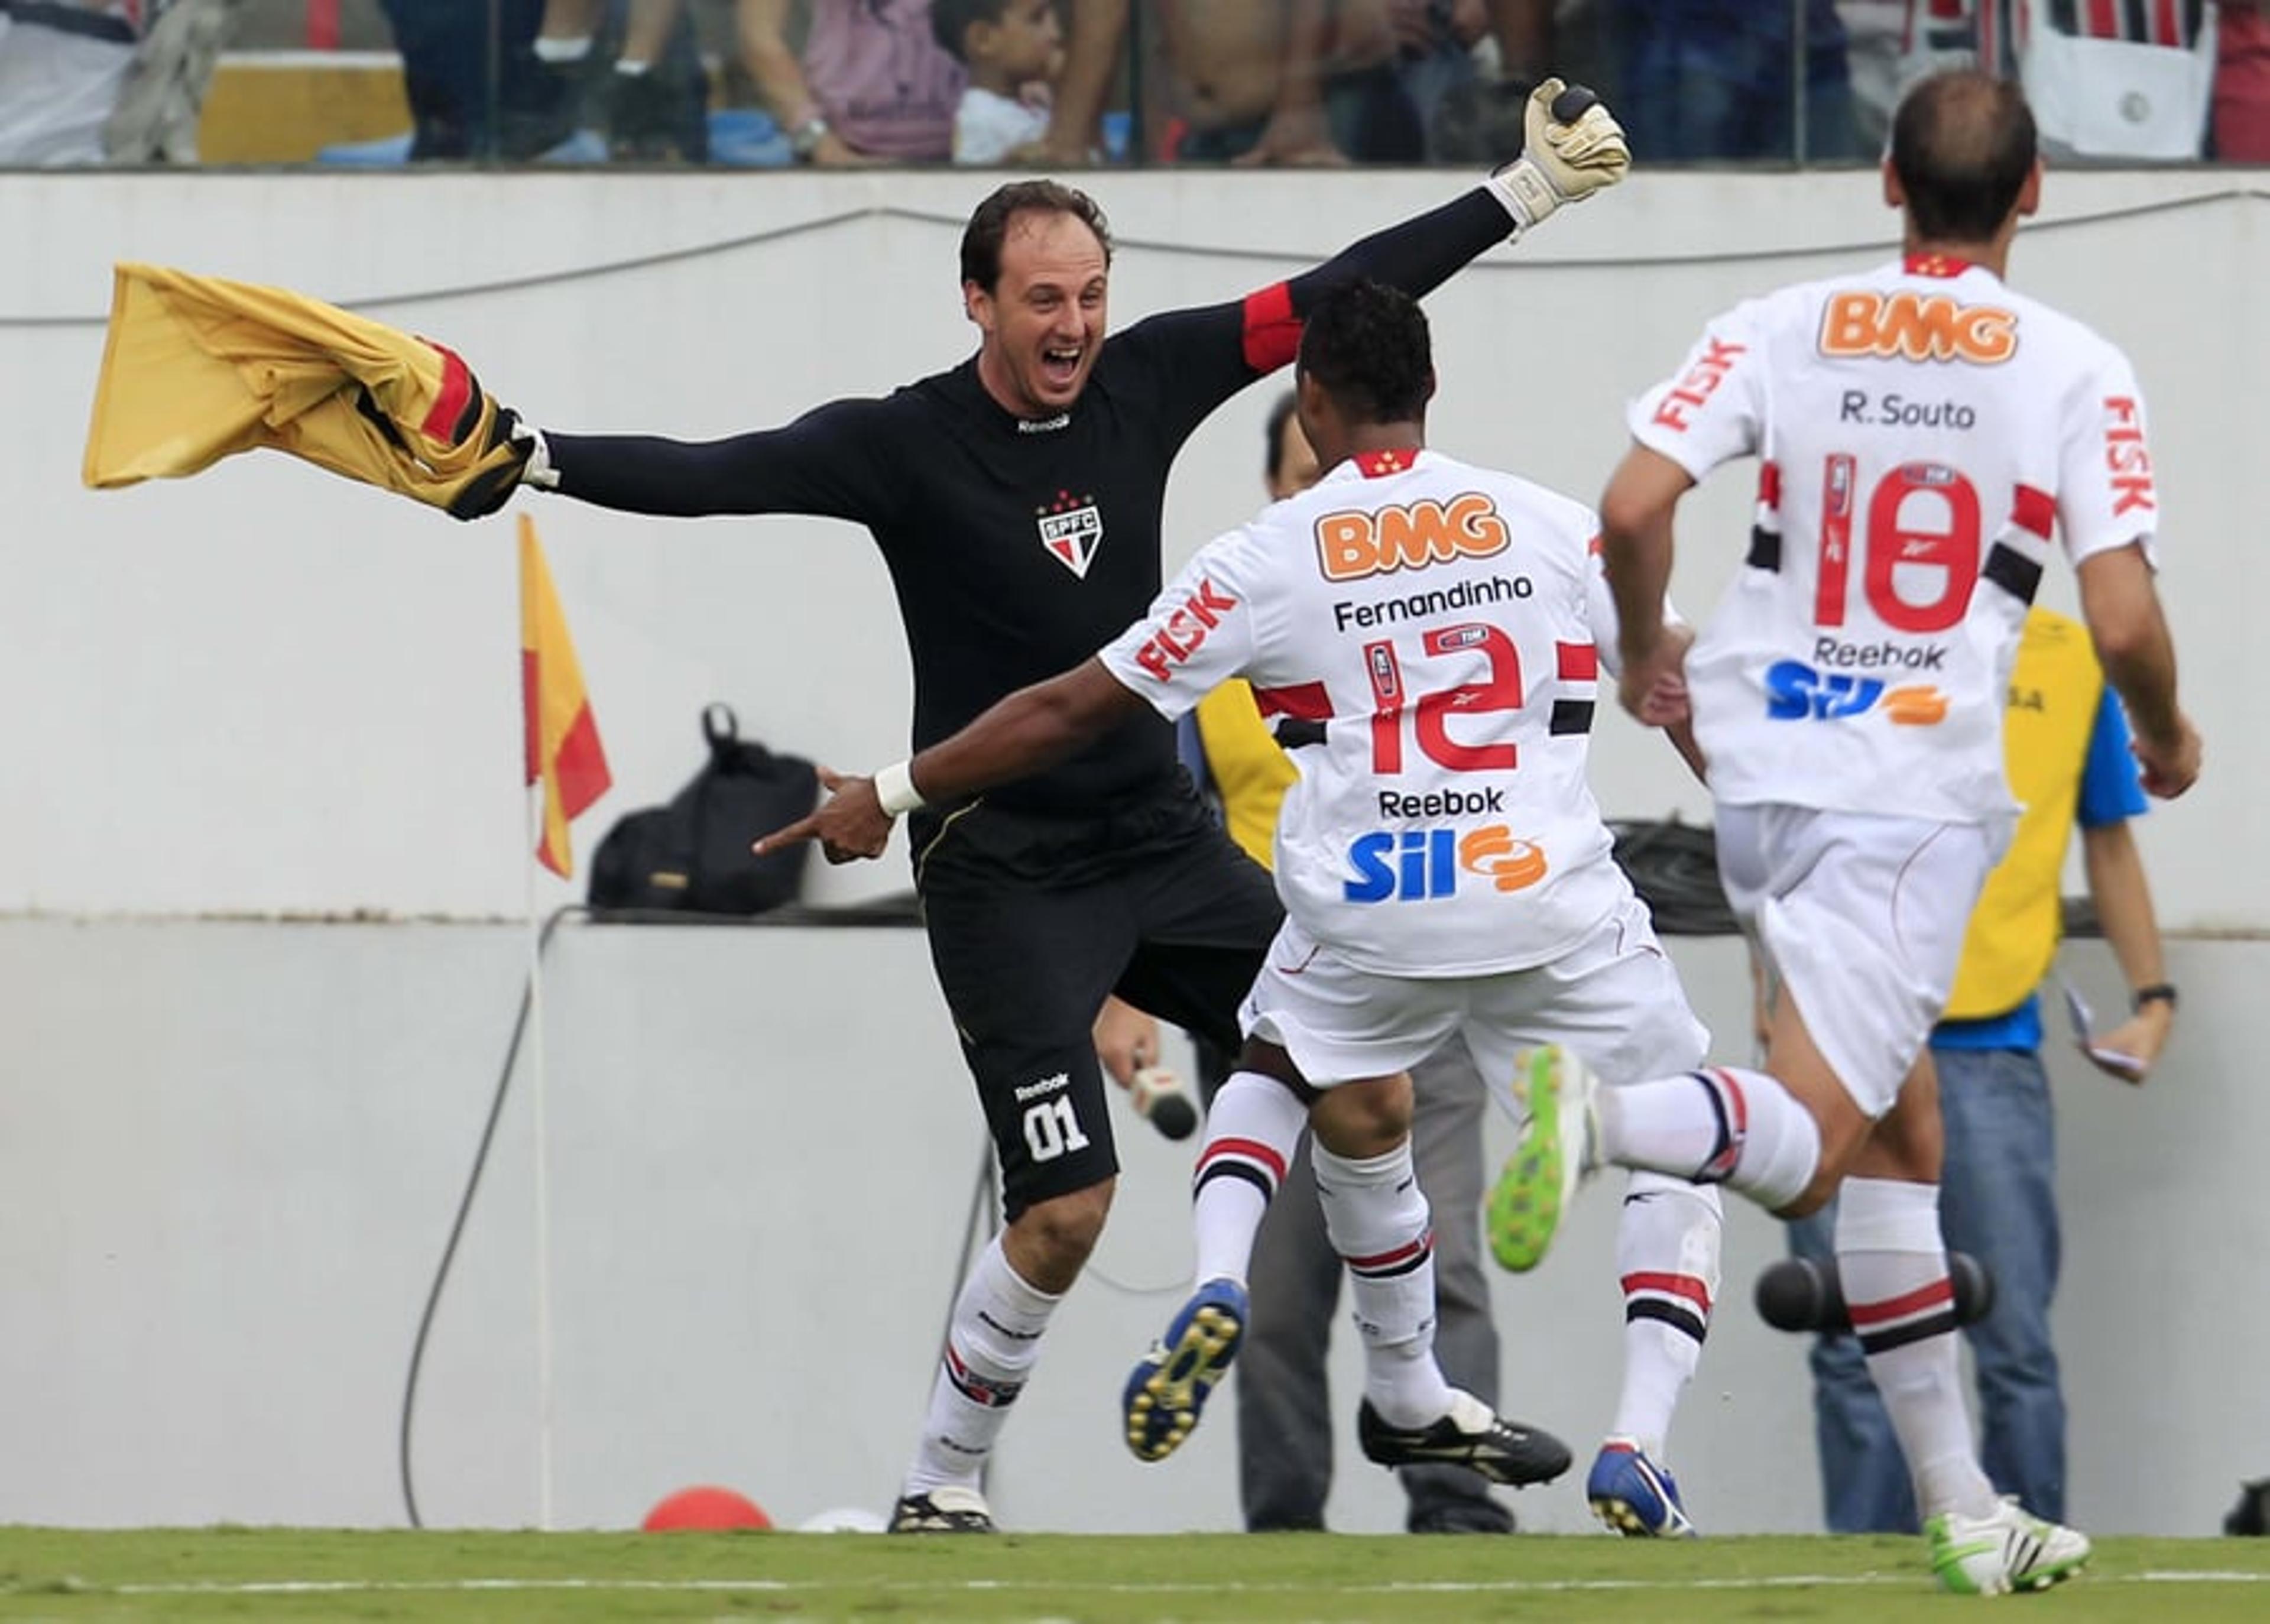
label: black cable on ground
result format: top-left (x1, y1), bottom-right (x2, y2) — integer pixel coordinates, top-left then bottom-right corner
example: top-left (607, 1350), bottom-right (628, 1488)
top-left (397, 894), bottom-right (939, 1527)
top-left (397, 902), bottom-right (582, 1529)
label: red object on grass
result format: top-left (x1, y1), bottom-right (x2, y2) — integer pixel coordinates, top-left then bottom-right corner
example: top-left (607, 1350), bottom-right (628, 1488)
top-left (641, 1484), bottom-right (773, 1532)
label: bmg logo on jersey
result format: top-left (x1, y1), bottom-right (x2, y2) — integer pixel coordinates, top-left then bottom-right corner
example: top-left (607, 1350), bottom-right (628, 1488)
top-left (1763, 659), bottom-right (1948, 725)
top-left (1817, 291), bottom-right (2016, 365)
top-left (1344, 824), bottom-right (1549, 903)
top-left (1315, 493), bottom-right (1508, 581)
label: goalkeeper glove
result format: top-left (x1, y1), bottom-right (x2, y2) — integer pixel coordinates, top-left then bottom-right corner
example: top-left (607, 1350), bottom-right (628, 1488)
top-left (1488, 78), bottom-right (1631, 234)
top-left (445, 404), bottom-right (558, 521)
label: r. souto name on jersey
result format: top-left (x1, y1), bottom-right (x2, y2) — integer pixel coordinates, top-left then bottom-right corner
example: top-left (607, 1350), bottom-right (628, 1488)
top-left (1837, 391), bottom-right (1979, 430)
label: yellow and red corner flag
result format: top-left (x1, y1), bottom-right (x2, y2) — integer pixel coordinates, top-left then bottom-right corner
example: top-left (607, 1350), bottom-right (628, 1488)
top-left (519, 515), bottom-right (612, 877)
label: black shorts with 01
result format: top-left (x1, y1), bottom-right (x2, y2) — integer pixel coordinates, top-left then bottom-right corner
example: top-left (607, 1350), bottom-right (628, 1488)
top-left (910, 777), bottom-right (1283, 1224)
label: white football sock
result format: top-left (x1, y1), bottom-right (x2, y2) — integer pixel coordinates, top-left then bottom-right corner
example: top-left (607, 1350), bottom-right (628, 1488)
top-left (1837, 1177), bottom-right (1997, 1521)
top-left (1598, 1065), bottom-right (1821, 1210)
top-left (1313, 1137), bottom-right (1452, 1429)
top-left (902, 1236), bottom-right (1059, 1496)
top-left (1189, 1071), bottom-right (1309, 1286)
top-left (1607, 1172), bottom-right (1722, 1458)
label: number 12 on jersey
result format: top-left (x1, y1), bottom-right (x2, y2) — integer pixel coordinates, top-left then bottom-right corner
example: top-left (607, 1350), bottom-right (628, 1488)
top-left (1364, 624), bottom-right (1524, 776)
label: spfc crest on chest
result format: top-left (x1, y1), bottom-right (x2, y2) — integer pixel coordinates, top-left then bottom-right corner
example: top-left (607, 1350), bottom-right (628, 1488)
top-left (1036, 491), bottom-right (1104, 579)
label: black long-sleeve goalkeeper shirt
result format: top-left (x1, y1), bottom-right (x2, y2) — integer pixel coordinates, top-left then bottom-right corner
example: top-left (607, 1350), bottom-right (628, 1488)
top-left (546, 187), bottom-right (1515, 818)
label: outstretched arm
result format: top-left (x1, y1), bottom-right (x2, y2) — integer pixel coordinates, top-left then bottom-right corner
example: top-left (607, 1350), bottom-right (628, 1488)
top-left (1274, 77), bottom-right (1630, 328)
top-left (475, 396), bottom-right (901, 523)
top-left (1115, 78), bottom-right (1630, 440)
top-left (757, 659), bottom-right (1150, 861)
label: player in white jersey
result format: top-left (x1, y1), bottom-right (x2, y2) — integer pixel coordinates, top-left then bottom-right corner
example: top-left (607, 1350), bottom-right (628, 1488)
top-left (759, 277), bottom-right (1725, 1498)
top-left (1496, 70), bottom-right (2197, 1593)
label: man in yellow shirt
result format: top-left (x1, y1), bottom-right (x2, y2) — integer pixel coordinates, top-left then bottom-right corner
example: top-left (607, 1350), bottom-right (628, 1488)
top-left (1783, 607), bottom-right (2175, 1531)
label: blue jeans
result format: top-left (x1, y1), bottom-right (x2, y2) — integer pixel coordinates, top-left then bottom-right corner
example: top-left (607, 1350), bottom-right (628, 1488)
top-left (1789, 1045), bottom-right (2065, 1531)
top-left (1603, 0), bottom-right (1860, 163)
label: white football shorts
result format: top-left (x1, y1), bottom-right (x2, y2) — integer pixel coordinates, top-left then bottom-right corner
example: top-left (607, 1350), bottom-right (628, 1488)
top-left (1716, 803), bottom-right (2002, 1120)
top-left (1241, 892), bottom-right (1710, 1123)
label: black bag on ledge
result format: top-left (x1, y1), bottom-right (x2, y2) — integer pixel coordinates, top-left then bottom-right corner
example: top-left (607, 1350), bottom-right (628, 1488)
top-left (588, 704), bottom-right (819, 916)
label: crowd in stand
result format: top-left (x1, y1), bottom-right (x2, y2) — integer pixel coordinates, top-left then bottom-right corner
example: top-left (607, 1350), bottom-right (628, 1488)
top-left (1, 1), bottom-right (2265, 167)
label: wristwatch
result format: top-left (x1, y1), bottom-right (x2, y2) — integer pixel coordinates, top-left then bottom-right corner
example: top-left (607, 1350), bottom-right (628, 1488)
top-left (2132, 982), bottom-right (2179, 1013)
top-left (789, 116), bottom-right (831, 160)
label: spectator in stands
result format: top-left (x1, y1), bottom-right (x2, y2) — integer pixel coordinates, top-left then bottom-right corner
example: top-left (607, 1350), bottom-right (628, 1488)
top-left (102, 0), bottom-right (241, 163)
top-left (733, 0), bottom-right (963, 163)
top-left (375, 0), bottom-right (556, 160)
top-left (1599, 0), bottom-right (1862, 161)
top-left (1384, 1), bottom-right (1571, 159)
top-left (1849, 2), bottom-right (2220, 162)
top-left (554, 0), bottom-right (713, 161)
top-left (928, 0), bottom-right (1133, 168)
top-left (1785, 607), bottom-right (2175, 1532)
top-left (933, 0), bottom-right (1063, 164)
top-left (0, 0), bottom-right (144, 164)
top-left (1149, 0), bottom-right (1426, 164)
top-left (2216, 0), bottom-right (2270, 158)
top-left (1386, 0), bottom-right (1486, 156)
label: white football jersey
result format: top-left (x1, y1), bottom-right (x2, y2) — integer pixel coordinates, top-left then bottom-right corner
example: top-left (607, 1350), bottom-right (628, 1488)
top-left (1100, 447), bottom-right (1637, 977)
top-left (1630, 255), bottom-right (2159, 825)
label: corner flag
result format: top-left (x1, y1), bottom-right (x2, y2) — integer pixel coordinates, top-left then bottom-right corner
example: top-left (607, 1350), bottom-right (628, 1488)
top-left (519, 515), bottom-right (611, 877)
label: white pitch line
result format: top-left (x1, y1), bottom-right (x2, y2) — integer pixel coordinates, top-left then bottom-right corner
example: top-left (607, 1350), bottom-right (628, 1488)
top-left (80, 1570), bottom-right (2268, 1599)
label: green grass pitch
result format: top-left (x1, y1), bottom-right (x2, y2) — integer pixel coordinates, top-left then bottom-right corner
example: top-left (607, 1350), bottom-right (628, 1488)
top-left (0, 1528), bottom-right (2264, 1622)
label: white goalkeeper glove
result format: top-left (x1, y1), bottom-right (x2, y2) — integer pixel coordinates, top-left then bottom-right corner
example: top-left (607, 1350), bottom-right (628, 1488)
top-left (1488, 77), bottom-right (1631, 234)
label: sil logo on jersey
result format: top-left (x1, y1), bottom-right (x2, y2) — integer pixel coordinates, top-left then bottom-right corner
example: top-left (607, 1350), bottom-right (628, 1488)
top-left (1343, 825), bottom-right (1548, 903)
top-left (1037, 491), bottom-right (1104, 578)
top-left (1763, 659), bottom-right (1948, 724)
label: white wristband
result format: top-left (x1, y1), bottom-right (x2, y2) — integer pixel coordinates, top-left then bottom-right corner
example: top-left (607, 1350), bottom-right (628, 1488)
top-left (520, 424), bottom-right (560, 491)
top-left (874, 759), bottom-right (926, 816)
top-left (1487, 160), bottom-right (1556, 234)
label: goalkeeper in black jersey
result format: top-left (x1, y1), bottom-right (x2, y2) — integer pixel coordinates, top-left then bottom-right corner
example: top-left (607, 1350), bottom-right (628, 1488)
top-left (463, 80), bottom-right (1630, 1532)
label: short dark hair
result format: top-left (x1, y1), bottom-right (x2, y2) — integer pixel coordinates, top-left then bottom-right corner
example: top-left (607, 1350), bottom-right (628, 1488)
top-left (1890, 70), bottom-right (2037, 242)
top-left (959, 179), bottom-right (1114, 293)
top-left (930, 0), bottom-right (1007, 64)
top-left (1295, 280), bottom-right (1433, 424)
top-left (1264, 391), bottom-right (1299, 482)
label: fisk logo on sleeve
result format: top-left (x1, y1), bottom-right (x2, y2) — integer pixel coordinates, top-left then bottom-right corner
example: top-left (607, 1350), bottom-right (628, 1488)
top-left (1650, 337), bottom-right (1747, 431)
top-left (2103, 396), bottom-right (2155, 516)
top-left (1315, 494), bottom-right (1509, 581)
top-left (1817, 292), bottom-right (2017, 365)
top-left (1132, 578), bottom-right (1240, 681)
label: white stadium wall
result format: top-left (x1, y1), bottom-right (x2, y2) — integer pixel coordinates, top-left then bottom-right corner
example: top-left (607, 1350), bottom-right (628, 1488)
top-left (0, 167), bottom-right (2262, 1535)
